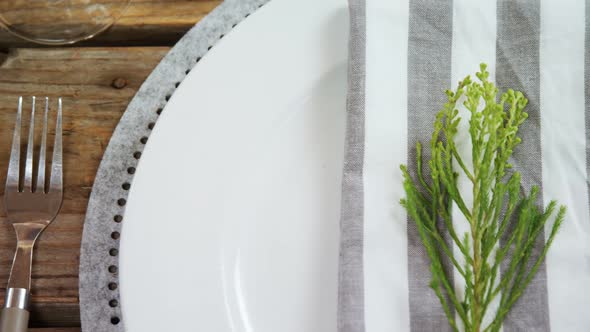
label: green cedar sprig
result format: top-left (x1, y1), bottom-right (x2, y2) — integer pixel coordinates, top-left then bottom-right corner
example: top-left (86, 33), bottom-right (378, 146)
top-left (400, 63), bottom-right (565, 332)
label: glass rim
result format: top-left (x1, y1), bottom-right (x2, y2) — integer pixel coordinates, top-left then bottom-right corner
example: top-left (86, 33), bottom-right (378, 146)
top-left (0, 0), bottom-right (132, 45)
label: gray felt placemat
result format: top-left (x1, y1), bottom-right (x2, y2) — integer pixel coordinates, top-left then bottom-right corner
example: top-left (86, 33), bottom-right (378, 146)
top-left (79, 0), bottom-right (270, 330)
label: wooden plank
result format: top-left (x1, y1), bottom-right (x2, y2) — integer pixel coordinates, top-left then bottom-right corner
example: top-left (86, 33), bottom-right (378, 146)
top-left (0, 0), bottom-right (222, 48)
top-left (29, 329), bottom-right (80, 332)
top-left (28, 303), bottom-right (81, 328)
top-left (0, 47), bottom-right (168, 327)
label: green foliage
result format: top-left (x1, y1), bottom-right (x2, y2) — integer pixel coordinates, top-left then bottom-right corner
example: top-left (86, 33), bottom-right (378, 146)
top-left (400, 63), bottom-right (565, 332)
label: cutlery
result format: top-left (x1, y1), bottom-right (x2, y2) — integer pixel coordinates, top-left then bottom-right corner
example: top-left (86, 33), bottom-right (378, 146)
top-left (1, 97), bottom-right (63, 332)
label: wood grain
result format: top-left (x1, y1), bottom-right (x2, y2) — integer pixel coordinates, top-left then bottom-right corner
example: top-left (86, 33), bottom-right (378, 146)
top-left (0, 0), bottom-right (222, 48)
top-left (30, 329), bottom-right (80, 332)
top-left (0, 47), bottom-right (169, 327)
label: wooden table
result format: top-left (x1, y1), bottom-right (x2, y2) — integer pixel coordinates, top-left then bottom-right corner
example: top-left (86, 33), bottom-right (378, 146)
top-left (0, 1), bottom-right (221, 330)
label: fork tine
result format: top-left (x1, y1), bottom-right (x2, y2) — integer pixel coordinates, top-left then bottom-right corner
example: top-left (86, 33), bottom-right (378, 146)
top-left (37, 97), bottom-right (49, 193)
top-left (49, 98), bottom-right (63, 193)
top-left (5, 97), bottom-right (23, 192)
top-left (23, 97), bottom-right (36, 192)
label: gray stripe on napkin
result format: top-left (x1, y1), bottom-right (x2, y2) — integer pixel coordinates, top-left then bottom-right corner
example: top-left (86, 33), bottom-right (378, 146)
top-left (407, 0), bottom-right (454, 330)
top-left (338, 0), bottom-right (366, 331)
top-left (496, 0), bottom-right (550, 331)
top-left (585, 0), bottom-right (590, 223)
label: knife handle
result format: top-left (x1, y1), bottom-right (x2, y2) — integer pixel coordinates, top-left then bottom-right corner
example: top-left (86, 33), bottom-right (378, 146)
top-left (0, 288), bottom-right (29, 332)
top-left (0, 308), bottom-right (29, 332)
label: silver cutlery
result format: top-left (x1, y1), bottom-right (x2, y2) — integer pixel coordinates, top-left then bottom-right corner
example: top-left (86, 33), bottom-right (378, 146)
top-left (1, 97), bottom-right (63, 332)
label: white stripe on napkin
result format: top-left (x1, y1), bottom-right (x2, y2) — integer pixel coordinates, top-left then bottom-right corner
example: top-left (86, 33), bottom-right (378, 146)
top-left (541, 0), bottom-right (590, 330)
top-left (363, 0), bottom-right (410, 330)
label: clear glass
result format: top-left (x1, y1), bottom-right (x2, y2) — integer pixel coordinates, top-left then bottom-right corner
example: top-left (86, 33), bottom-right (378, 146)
top-left (0, 0), bottom-right (131, 45)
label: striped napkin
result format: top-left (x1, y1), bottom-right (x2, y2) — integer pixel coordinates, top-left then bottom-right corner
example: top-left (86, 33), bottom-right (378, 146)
top-left (337, 0), bottom-right (590, 331)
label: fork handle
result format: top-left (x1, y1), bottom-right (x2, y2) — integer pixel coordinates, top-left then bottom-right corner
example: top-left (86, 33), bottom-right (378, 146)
top-left (0, 288), bottom-right (30, 332)
top-left (0, 307), bottom-right (29, 332)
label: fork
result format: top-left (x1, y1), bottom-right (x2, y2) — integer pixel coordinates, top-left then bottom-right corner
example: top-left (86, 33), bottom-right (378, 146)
top-left (1, 97), bottom-right (63, 332)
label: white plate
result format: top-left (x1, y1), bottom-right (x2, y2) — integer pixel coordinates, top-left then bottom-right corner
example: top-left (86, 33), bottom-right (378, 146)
top-left (119, 0), bottom-right (349, 331)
